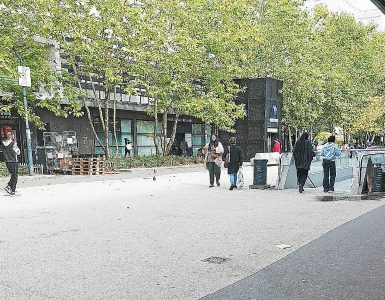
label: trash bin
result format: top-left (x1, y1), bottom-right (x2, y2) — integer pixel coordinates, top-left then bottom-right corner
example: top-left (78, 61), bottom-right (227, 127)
top-left (253, 159), bottom-right (268, 186)
top-left (370, 163), bottom-right (385, 192)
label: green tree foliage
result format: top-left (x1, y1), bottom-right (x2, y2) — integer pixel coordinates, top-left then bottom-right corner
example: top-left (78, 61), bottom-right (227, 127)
top-left (2, 0), bottom-right (385, 153)
top-left (37, 0), bottom-right (143, 158)
top-left (0, 1), bottom-right (81, 128)
top-left (240, 1), bottom-right (385, 141)
top-left (311, 7), bottom-right (385, 133)
top-left (131, 0), bottom-right (247, 154)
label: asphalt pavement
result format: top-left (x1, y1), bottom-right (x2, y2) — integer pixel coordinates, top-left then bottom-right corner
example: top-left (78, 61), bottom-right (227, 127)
top-left (0, 166), bottom-right (383, 299)
top-left (202, 204), bottom-right (385, 300)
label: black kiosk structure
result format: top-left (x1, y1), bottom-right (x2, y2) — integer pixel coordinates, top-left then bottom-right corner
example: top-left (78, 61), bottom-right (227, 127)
top-left (218, 77), bottom-right (283, 161)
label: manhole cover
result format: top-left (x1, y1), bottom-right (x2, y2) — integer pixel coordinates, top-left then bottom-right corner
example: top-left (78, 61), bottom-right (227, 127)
top-left (202, 256), bottom-right (229, 264)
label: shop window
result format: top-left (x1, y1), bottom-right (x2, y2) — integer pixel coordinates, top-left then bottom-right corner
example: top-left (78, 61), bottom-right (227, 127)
top-left (137, 120), bottom-right (156, 156)
top-left (94, 118), bottom-right (132, 156)
top-left (192, 123), bottom-right (206, 156)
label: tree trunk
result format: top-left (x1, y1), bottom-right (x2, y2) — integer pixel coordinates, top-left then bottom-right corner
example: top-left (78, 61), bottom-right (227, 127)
top-left (288, 126), bottom-right (293, 152)
top-left (113, 86), bottom-right (119, 156)
top-left (166, 111), bottom-right (180, 155)
top-left (153, 99), bottom-right (160, 155)
top-left (89, 74), bottom-right (105, 132)
top-left (72, 65), bottom-right (106, 154)
top-left (84, 99), bottom-right (106, 154)
top-left (162, 112), bottom-right (168, 155)
top-left (104, 87), bottom-right (110, 159)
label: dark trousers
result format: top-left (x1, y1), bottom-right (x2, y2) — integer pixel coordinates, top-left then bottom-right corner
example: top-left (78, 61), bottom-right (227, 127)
top-left (207, 162), bottom-right (221, 185)
top-left (6, 162), bottom-right (18, 192)
top-left (125, 149), bottom-right (131, 157)
top-left (323, 160), bottom-right (336, 190)
top-left (296, 168), bottom-right (309, 187)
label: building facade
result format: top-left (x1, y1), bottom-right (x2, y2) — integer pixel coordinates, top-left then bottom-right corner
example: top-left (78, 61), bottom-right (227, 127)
top-left (33, 107), bottom-right (211, 158)
top-left (1, 77), bottom-right (283, 164)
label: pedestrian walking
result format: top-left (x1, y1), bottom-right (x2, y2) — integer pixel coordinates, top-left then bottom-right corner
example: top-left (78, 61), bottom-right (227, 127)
top-left (203, 134), bottom-right (224, 187)
top-left (273, 139), bottom-right (281, 153)
top-left (224, 137), bottom-right (243, 190)
top-left (171, 140), bottom-right (180, 156)
top-left (2, 131), bottom-right (20, 195)
top-left (124, 139), bottom-right (132, 157)
top-left (293, 132), bottom-right (315, 193)
top-left (321, 135), bottom-right (341, 192)
top-left (180, 140), bottom-right (188, 157)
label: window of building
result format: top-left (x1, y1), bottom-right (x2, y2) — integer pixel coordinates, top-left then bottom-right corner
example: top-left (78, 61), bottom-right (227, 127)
top-left (94, 118), bottom-right (132, 156)
top-left (136, 120), bottom-right (158, 156)
top-left (192, 123), bottom-right (206, 156)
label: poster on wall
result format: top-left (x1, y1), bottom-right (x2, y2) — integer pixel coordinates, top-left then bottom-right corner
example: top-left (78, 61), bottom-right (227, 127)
top-left (271, 104), bottom-right (278, 118)
top-left (269, 103), bottom-right (279, 126)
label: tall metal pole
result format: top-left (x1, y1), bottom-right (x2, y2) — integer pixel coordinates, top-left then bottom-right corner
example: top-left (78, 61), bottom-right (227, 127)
top-left (13, 47), bottom-right (34, 176)
top-left (22, 87), bottom-right (34, 176)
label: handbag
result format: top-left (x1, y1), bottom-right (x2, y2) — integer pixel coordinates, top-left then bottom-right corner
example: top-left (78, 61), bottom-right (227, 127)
top-left (237, 169), bottom-right (244, 187)
top-left (224, 146), bottom-right (230, 168)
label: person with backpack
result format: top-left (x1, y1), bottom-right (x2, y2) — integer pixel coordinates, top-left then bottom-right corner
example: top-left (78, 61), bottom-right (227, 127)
top-left (321, 135), bottom-right (341, 192)
top-left (293, 132), bottom-right (315, 193)
top-left (1, 131), bottom-right (20, 195)
top-left (224, 137), bottom-right (243, 190)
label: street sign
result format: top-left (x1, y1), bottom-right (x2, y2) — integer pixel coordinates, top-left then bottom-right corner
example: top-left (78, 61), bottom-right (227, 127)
top-left (17, 66), bottom-right (31, 87)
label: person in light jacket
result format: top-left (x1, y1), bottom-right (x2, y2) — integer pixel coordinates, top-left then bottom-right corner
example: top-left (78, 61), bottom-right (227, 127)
top-left (293, 132), bottom-right (315, 193)
top-left (1, 131), bottom-right (20, 195)
top-left (224, 137), bottom-right (243, 190)
top-left (321, 135), bottom-right (341, 192)
top-left (203, 134), bottom-right (224, 187)
top-left (124, 138), bottom-right (132, 157)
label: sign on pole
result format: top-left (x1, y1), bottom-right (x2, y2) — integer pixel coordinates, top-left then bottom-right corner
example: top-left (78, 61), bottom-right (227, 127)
top-left (17, 66), bottom-right (31, 87)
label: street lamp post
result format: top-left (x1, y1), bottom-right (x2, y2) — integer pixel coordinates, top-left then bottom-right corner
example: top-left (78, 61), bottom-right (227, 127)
top-left (12, 47), bottom-right (34, 176)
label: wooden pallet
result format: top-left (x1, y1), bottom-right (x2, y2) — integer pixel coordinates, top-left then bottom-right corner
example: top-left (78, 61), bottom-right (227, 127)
top-left (70, 157), bottom-right (106, 175)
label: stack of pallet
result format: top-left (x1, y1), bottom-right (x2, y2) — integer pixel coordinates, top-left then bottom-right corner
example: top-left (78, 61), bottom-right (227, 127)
top-left (71, 156), bottom-right (105, 175)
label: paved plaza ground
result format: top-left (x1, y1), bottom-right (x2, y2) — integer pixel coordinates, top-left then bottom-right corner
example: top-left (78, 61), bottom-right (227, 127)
top-left (0, 165), bottom-right (383, 299)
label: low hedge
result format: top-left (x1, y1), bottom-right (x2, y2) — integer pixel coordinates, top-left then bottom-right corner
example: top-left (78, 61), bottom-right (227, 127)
top-left (0, 156), bottom-right (204, 176)
top-left (109, 155), bottom-right (204, 169)
top-left (0, 162), bottom-right (28, 176)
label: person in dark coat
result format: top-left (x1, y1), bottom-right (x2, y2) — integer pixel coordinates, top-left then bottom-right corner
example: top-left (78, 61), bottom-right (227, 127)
top-left (293, 132), bottom-right (315, 193)
top-left (1, 131), bottom-right (20, 195)
top-left (224, 137), bottom-right (243, 190)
